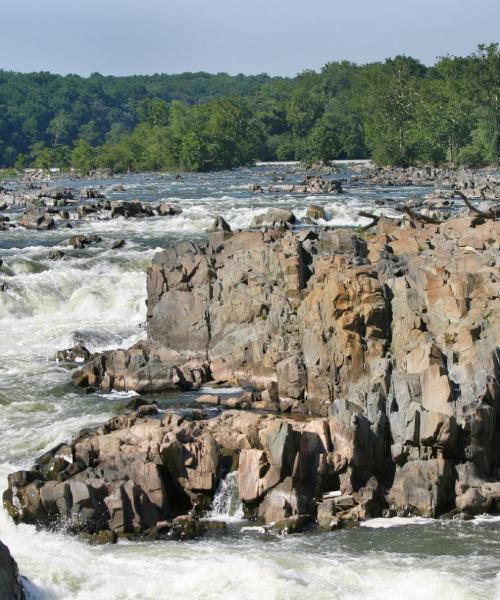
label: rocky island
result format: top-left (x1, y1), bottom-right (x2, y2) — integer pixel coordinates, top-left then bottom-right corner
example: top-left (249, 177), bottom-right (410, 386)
top-left (4, 198), bottom-right (499, 542)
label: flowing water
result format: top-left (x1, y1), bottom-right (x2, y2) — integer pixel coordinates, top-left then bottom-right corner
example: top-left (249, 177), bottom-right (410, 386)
top-left (0, 164), bottom-right (499, 599)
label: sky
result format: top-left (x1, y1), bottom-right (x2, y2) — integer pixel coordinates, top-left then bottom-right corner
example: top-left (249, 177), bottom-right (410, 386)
top-left (1, 0), bottom-right (499, 76)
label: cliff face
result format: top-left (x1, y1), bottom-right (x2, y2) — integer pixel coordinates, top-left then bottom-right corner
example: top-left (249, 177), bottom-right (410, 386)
top-left (144, 216), bottom-right (500, 497)
top-left (146, 219), bottom-right (499, 407)
top-left (9, 215), bottom-right (499, 532)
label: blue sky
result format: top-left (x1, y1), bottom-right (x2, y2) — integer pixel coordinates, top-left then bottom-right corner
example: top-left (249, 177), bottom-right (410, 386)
top-left (2, 0), bottom-right (499, 75)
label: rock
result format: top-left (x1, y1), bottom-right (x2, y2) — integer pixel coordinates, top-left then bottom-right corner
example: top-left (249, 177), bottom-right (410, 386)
top-left (63, 235), bottom-right (90, 249)
top-left (316, 498), bottom-right (338, 528)
top-left (210, 216), bottom-right (231, 232)
top-left (276, 357), bottom-right (306, 399)
top-left (306, 204), bottom-right (326, 220)
top-left (273, 515), bottom-right (311, 534)
top-left (51, 213), bottom-right (500, 522)
top-left (258, 477), bottom-right (311, 522)
top-left (388, 459), bottom-right (454, 517)
top-left (56, 344), bottom-right (91, 363)
top-left (111, 239), bottom-right (126, 250)
top-left (157, 203), bottom-right (182, 216)
top-left (5, 406), bottom-right (349, 535)
top-left (196, 394), bottom-right (220, 406)
top-left (123, 397), bottom-right (159, 416)
top-left (302, 176), bottom-right (343, 194)
top-left (18, 205), bottom-right (55, 230)
top-left (40, 187), bottom-right (74, 200)
top-left (455, 487), bottom-right (490, 515)
top-left (0, 540), bottom-right (25, 600)
top-left (110, 200), bottom-right (155, 219)
top-left (250, 208), bottom-right (296, 228)
top-left (80, 187), bottom-right (105, 199)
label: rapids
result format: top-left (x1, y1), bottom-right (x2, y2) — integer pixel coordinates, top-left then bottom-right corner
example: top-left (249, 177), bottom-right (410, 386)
top-left (0, 164), bottom-right (499, 599)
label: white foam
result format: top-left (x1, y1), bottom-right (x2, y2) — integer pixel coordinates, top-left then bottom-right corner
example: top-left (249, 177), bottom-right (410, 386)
top-left (361, 517), bottom-right (436, 529)
top-left (200, 386), bottom-right (244, 395)
top-left (472, 514), bottom-right (500, 525)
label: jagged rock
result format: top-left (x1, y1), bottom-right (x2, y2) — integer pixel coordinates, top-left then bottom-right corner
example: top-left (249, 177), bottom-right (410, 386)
top-left (5, 410), bottom-right (349, 534)
top-left (316, 498), bottom-right (338, 528)
top-left (71, 343), bottom-right (210, 393)
top-left (302, 176), bottom-right (343, 194)
top-left (18, 205), bottom-right (55, 230)
top-left (110, 200), bottom-right (154, 219)
top-left (124, 397), bottom-right (158, 416)
top-left (40, 187), bottom-right (74, 200)
top-left (210, 216), bottom-right (231, 232)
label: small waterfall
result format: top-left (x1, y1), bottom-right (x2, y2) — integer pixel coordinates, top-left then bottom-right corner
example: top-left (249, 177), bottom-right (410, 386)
top-left (208, 471), bottom-right (244, 521)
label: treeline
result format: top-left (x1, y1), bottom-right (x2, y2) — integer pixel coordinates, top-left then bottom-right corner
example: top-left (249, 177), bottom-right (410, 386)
top-left (1, 44), bottom-right (499, 171)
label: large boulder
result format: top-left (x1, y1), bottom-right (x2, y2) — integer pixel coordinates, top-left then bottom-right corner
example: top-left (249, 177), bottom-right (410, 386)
top-left (250, 208), bottom-right (296, 228)
top-left (18, 205), bottom-right (55, 230)
top-left (388, 459), bottom-right (454, 517)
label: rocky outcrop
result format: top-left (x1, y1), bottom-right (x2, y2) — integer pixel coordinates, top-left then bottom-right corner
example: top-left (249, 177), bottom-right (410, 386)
top-left (268, 176), bottom-right (343, 194)
top-left (64, 214), bottom-right (500, 519)
top-left (360, 165), bottom-right (500, 198)
top-left (4, 407), bottom-right (389, 537)
top-left (18, 205), bottom-right (55, 230)
top-left (0, 540), bottom-right (25, 600)
top-left (71, 341), bottom-right (210, 393)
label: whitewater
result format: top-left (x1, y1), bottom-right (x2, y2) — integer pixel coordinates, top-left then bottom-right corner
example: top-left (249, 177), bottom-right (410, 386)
top-left (0, 164), bottom-right (499, 599)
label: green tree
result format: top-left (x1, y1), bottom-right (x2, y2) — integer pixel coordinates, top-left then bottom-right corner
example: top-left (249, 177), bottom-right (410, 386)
top-left (361, 57), bottom-right (426, 166)
top-left (180, 132), bottom-right (206, 171)
top-left (70, 139), bottom-right (96, 174)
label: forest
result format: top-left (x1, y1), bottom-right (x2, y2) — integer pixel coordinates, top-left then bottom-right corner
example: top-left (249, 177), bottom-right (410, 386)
top-left (0, 44), bottom-right (499, 172)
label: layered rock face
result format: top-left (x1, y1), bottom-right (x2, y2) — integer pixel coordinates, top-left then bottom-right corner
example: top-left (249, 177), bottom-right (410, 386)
top-left (8, 215), bottom-right (500, 529)
top-left (0, 540), bottom-right (25, 600)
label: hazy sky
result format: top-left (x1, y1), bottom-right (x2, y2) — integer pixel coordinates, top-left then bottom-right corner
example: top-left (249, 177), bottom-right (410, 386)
top-left (2, 0), bottom-right (499, 76)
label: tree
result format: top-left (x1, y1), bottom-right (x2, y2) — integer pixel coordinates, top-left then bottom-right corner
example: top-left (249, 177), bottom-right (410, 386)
top-left (137, 98), bottom-right (169, 127)
top-left (361, 57), bottom-right (426, 166)
top-left (70, 139), bottom-right (96, 174)
top-left (180, 132), bottom-right (206, 171)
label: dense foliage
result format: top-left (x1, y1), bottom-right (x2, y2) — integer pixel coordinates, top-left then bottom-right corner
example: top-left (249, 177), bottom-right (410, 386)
top-left (1, 44), bottom-right (499, 171)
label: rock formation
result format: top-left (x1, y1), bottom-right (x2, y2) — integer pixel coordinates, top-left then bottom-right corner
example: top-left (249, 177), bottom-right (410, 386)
top-left (5, 213), bottom-right (497, 531)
